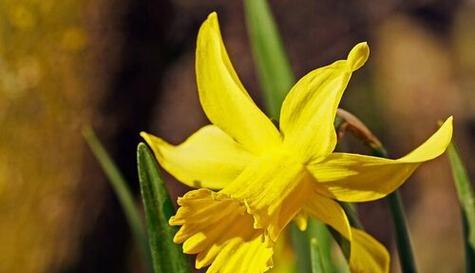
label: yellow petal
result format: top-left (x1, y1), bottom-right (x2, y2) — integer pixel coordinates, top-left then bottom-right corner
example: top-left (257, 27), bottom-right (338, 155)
top-left (304, 193), bottom-right (351, 237)
top-left (141, 125), bottom-right (253, 190)
top-left (170, 189), bottom-right (274, 273)
top-left (308, 117), bottom-right (453, 202)
top-left (350, 228), bottom-right (390, 273)
top-left (196, 12), bottom-right (281, 154)
top-left (221, 152), bottom-right (312, 241)
top-left (304, 195), bottom-right (389, 273)
top-left (280, 42), bottom-right (369, 161)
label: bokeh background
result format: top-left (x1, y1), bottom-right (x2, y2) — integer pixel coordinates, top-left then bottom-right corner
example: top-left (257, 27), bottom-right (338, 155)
top-left (0, 0), bottom-right (474, 272)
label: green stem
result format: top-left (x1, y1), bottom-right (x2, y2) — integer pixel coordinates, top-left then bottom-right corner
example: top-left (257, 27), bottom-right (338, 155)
top-left (339, 202), bottom-right (363, 229)
top-left (387, 191), bottom-right (418, 273)
top-left (447, 142), bottom-right (475, 272)
top-left (462, 213), bottom-right (475, 273)
top-left (372, 146), bottom-right (418, 273)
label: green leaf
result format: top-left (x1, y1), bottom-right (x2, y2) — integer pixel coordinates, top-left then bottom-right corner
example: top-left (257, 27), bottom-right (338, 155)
top-left (243, 0), bottom-right (295, 120)
top-left (310, 238), bottom-right (325, 273)
top-left (137, 143), bottom-right (192, 273)
top-left (386, 192), bottom-right (417, 273)
top-left (447, 141), bottom-right (475, 272)
top-left (308, 220), bottom-right (340, 273)
top-left (83, 127), bottom-right (152, 272)
top-left (289, 224), bottom-right (312, 273)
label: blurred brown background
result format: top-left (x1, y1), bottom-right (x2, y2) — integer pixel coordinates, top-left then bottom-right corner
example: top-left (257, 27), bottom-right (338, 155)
top-left (0, 0), bottom-right (473, 273)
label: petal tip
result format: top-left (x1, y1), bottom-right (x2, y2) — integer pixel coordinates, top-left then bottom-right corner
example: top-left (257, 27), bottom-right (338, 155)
top-left (440, 116), bottom-right (453, 138)
top-left (198, 12), bottom-right (219, 44)
top-left (208, 11), bottom-right (218, 20)
top-left (203, 11), bottom-right (219, 29)
top-left (195, 260), bottom-right (205, 269)
top-left (139, 131), bottom-right (148, 138)
top-left (139, 131), bottom-right (152, 144)
top-left (347, 42), bottom-right (370, 71)
top-left (399, 115), bottom-right (454, 163)
top-left (442, 115), bottom-right (454, 142)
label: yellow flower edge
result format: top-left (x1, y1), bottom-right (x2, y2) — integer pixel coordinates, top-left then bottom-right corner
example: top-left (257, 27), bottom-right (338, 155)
top-left (141, 11), bottom-right (453, 273)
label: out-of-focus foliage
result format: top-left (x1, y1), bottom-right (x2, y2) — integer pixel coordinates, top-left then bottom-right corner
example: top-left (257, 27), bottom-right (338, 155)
top-left (0, 1), bottom-right (104, 272)
top-left (447, 141), bottom-right (475, 272)
top-left (84, 128), bottom-right (152, 271)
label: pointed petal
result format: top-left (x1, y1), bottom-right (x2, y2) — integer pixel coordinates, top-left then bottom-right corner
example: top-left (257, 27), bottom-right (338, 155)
top-left (221, 153), bottom-right (312, 241)
top-left (170, 189), bottom-right (274, 273)
top-left (304, 194), bottom-right (351, 237)
top-left (350, 228), bottom-right (390, 273)
top-left (304, 195), bottom-right (389, 273)
top-left (280, 43), bottom-right (369, 161)
top-left (308, 117), bottom-right (453, 202)
top-left (196, 12), bottom-right (281, 154)
top-left (141, 125), bottom-right (253, 190)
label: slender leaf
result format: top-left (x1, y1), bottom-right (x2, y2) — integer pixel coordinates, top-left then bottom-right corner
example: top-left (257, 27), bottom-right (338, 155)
top-left (137, 143), bottom-right (192, 273)
top-left (243, 0), bottom-right (294, 120)
top-left (289, 223), bottom-right (313, 273)
top-left (369, 147), bottom-right (418, 273)
top-left (387, 191), bottom-right (418, 273)
top-left (83, 127), bottom-right (152, 271)
top-left (310, 238), bottom-right (325, 273)
top-left (309, 220), bottom-right (340, 273)
top-left (447, 142), bottom-right (475, 272)
top-left (339, 202), bottom-right (363, 229)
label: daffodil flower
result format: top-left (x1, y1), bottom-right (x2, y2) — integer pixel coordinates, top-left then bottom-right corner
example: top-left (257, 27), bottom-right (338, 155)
top-left (141, 12), bottom-right (453, 273)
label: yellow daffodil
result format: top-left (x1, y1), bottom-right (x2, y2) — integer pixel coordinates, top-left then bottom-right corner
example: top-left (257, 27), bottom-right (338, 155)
top-left (141, 12), bottom-right (453, 273)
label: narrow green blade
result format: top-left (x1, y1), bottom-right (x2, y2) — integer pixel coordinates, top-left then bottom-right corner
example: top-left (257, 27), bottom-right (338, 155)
top-left (387, 191), bottom-right (418, 273)
top-left (83, 127), bottom-right (152, 271)
top-left (243, 0), bottom-right (295, 120)
top-left (372, 147), bottom-right (418, 273)
top-left (310, 238), bottom-right (325, 273)
top-left (340, 202), bottom-right (363, 229)
top-left (308, 220), bottom-right (339, 273)
top-left (447, 142), bottom-right (475, 272)
top-left (290, 224), bottom-right (312, 273)
top-left (137, 143), bottom-right (192, 273)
